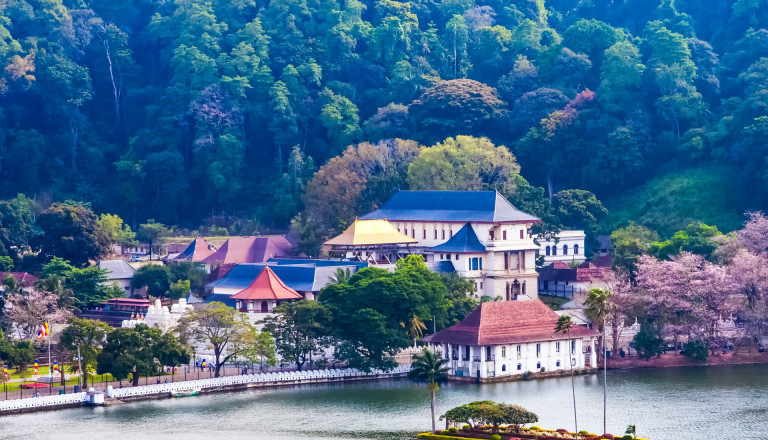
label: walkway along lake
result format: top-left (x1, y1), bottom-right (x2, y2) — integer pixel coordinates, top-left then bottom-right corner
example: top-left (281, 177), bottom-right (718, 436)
top-left (1, 364), bottom-right (766, 440)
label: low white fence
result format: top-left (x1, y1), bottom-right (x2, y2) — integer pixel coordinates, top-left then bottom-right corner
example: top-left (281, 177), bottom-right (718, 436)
top-left (0, 392), bottom-right (88, 412)
top-left (0, 366), bottom-right (411, 413)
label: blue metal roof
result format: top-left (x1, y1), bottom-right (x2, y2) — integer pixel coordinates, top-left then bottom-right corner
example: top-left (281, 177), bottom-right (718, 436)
top-left (207, 261), bottom-right (365, 294)
top-left (360, 191), bottom-right (539, 223)
top-left (206, 293), bottom-right (237, 308)
top-left (426, 261), bottom-right (457, 273)
top-left (430, 223), bottom-right (487, 253)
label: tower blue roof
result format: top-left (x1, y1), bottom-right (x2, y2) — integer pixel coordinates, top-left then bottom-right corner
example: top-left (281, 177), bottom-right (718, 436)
top-left (430, 223), bottom-right (487, 253)
top-left (360, 191), bottom-right (539, 223)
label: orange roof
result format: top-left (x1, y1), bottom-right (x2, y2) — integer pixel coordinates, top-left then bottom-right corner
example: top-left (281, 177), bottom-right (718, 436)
top-left (230, 266), bottom-right (303, 301)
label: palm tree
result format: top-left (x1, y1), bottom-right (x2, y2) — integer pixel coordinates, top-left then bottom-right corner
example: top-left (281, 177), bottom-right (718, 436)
top-left (330, 267), bottom-right (351, 284)
top-left (401, 315), bottom-right (427, 346)
top-left (584, 288), bottom-right (613, 434)
top-left (626, 424), bottom-right (637, 439)
top-left (409, 348), bottom-right (450, 433)
top-left (41, 275), bottom-right (79, 313)
top-left (555, 315), bottom-right (578, 438)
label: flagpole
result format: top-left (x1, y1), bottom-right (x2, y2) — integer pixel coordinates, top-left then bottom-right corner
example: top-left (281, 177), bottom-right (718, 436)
top-left (47, 322), bottom-right (52, 383)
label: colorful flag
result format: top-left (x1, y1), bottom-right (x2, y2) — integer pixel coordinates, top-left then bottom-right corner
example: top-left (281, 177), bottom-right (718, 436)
top-left (37, 322), bottom-right (49, 340)
top-left (53, 361), bottom-right (58, 374)
top-left (3, 365), bottom-right (7, 377)
top-left (34, 360), bottom-right (38, 375)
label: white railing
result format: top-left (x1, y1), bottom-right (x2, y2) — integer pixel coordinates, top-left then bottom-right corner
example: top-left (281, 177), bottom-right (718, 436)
top-left (108, 366), bottom-right (411, 398)
top-left (0, 392), bottom-right (88, 412)
top-left (0, 366), bottom-right (411, 412)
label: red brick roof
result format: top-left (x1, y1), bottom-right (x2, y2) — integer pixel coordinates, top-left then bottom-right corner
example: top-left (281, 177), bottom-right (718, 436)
top-left (230, 266), bottom-right (302, 301)
top-left (424, 299), bottom-right (598, 346)
top-left (0, 272), bottom-right (39, 287)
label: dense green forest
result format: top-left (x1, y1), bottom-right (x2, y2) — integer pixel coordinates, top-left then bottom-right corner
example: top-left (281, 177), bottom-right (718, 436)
top-left (1, 0), bottom-right (766, 235)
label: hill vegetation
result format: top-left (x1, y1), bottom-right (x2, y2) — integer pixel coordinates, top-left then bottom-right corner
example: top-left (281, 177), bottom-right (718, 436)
top-left (0, 0), bottom-right (766, 242)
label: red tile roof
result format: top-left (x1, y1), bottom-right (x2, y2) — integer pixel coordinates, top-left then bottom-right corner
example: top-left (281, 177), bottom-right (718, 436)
top-left (203, 236), bottom-right (293, 265)
top-left (424, 299), bottom-right (598, 346)
top-left (0, 272), bottom-right (39, 287)
top-left (230, 267), bottom-right (302, 301)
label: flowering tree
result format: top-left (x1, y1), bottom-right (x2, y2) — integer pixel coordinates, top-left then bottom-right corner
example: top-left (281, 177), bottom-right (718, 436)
top-left (737, 212), bottom-right (768, 256)
top-left (3, 289), bottom-right (72, 340)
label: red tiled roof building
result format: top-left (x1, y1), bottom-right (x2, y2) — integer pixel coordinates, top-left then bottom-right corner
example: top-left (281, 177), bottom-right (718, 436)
top-left (423, 299), bottom-right (598, 381)
top-left (230, 266), bottom-right (302, 313)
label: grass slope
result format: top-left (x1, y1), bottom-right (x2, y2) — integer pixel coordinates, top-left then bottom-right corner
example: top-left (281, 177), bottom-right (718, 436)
top-left (602, 166), bottom-right (749, 238)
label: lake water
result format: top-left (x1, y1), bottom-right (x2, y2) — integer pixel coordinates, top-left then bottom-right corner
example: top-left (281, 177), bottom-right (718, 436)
top-left (1, 364), bottom-right (767, 440)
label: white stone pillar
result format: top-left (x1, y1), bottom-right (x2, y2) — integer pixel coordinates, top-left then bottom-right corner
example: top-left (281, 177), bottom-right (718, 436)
top-left (589, 338), bottom-right (597, 368)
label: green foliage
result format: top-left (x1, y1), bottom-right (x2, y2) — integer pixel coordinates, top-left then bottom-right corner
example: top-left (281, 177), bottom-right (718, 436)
top-left (633, 321), bottom-right (665, 360)
top-left (33, 203), bottom-right (110, 267)
top-left (60, 318), bottom-right (112, 386)
top-left (611, 224), bottom-right (659, 276)
top-left (97, 214), bottom-right (137, 246)
top-left (603, 167), bottom-right (747, 238)
top-left (136, 221), bottom-right (170, 259)
top-left (684, 339), bottom-right (708, 362)
top-left (649, 222), bottom-right (722, 260)
top-left (41, 257), bottom-right (116, 307)
top-left (262, 300), bottom-right (332, 371)
top-left (131, 265), bottom-right (171, 298)
top-left (552, 189), bottom-right (608, 241)
top-left (442, 401), bottom-right (538, 433)
top-left (96, 324), bottom-right (188, 386)
top-left (320, 256), bottom-right (449, 371)
top-left (0, 256), bottom-right (13, 271)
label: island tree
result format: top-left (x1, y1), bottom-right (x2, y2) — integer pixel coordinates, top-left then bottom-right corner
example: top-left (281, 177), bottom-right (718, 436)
top-left (262, 300), bottom-right (332, 371)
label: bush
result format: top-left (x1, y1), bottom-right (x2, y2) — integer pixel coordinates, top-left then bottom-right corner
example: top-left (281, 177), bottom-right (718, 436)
top-left (684, 339), bottom-right (709, 362)
top-left (522, 371), bottom-right (533, 380)
top-left (448, 427), bottom-right (458, 433)
top-left (540, 367), bottom-right (546, 373)
top-left (601, 434), bottom-right (614, 439)
top-left (491, 435), bottom-right (502, 440)
top-left (556, 429), bottom-right (570, 434)
top-left (529, 426), bottom-right (541, 431)
top-left (462, 425), bottom-right (470, 430)
top-left (622, 436), bottom-right (633, 440)
top-left (441, 430), bottom-right (450, 435)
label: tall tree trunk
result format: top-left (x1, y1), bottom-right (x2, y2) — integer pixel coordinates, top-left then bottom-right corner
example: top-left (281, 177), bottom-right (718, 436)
top-left (430, 385), bottom-right (436, 433)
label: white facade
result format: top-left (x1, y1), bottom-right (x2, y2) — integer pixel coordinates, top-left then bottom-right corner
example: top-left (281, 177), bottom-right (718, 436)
top-left (392, 221), bottom-right (540, 300)
top-left (122, 299), bottom-right (193, 331)
top-left (537, 230), bottom-right (586, 265)
top-left (428, 338), bottom-right (596, 380)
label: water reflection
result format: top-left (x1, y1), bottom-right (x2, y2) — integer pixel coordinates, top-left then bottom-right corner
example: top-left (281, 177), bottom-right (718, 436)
top-left (1, 364), bottom-right (767, 440)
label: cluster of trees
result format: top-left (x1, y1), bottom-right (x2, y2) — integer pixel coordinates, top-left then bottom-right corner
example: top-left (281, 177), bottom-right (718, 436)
top-left (1, 0), bottom-right (765, 234)
top-left (264, 255), bottom-right (477, 371)
top-left (442, 401), bottom-right (539, 434)
top-left (590, 212), bottom-right (768, 361)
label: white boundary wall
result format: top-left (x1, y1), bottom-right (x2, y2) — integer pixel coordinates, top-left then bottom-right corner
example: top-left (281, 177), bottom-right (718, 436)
top-left (0, 366), bottom-right (411, 413)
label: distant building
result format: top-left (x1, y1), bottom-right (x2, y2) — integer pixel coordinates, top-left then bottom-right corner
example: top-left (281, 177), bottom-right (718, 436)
top-left (203, 236), bottom-right (293, 265)
top-left (424, 299), bottom-right (598, 381)
top-left (537, 261), bottom-right (612, 298)
top-left (205, 260), bottom-right (366, 306)
top-left (97, 260), bottom-right (136, 293)
top-left (594, 235), bottom-right (614, 256)
top-left (359, 190), bottom-right (541, 300)
top-left (324, 218), bottom-right (417, 262)
top-left (170, 237), bottom-right (216, 263)
top-left (231, 267), bottom-right (303, 314)
top-left (536, 230), bottom-right (586, 265)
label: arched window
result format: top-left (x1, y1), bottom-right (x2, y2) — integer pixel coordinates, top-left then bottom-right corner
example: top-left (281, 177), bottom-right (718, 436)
top-left (563, 244), bottom-right (568, 255)
top-left (501, 364), bottom-right (506, 372)
top-left (545, 246), bottom-right (551, 256)
top-left (574, 244), bottom-right (579, 255)
top-left (517, 363), bottom-right (522, 370)
top-left (552, 245), bottom-right (557, 256)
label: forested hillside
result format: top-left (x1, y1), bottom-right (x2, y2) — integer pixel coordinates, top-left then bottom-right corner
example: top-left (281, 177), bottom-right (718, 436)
top-left (1, 0), bottom-right (766, 232)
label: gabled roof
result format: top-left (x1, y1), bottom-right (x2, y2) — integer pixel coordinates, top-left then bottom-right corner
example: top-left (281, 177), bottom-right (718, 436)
top-left (230, 267), bottom-right (302, 301)
top-left (0, 272), bottom-right (39, 287)
top-left (207, 262), bottom-right (362, 293)
top-left (430, 223), bottom-right (486, 253)
top-left (174, 237), bottom-right (215, 262)
top-left (203, 236), bottom-right (293, 265)
top-left (360, 191), bottom-right (540, 223)
top-left (423, 300), bottom-right (598, 346)
top-left (324, 219), bottom-right (417, 246)
top-left (97, 260), bottom-right (135, 280)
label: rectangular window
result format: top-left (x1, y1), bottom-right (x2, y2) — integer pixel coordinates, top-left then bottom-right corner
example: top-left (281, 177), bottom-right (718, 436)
top-left (450, 228), bottom-right (453, 237)
top-left (489, 230), bottom-right (494, 240)
top-left (501, 346), bottom-right (506, 358)
top-left (411, 228), bottom-right (415, 238)
top-left (480, 282), bottom-right (483, 289)
top-left (479, 258), bottom-right (483, 270)
top-left (536, 343), bottom-right (541, 357)
top-left (503, 230), bottom-right (507, 240)
top-left (572, 340), bottom-right (576, 353)
top-left (556, 342), bottom-right (560, 353)
top-left (520, 229), bottom-right (524, 239)
top-left (516, 345), bottom-right (521, 357)
top-left (434, 229), bottom-right (438, 239)
top-left (455, 254), bottom-right (458, 261)
top-left (471, 258), bottom-right (479, 270)
top-left (504, 253), bottom-right (509, 270)
top-left (423, 229), bottom-right (426, 239)
top-left (442, 230), bottom-right (445, 240)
